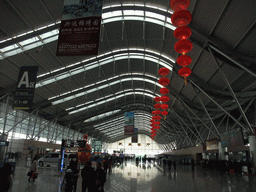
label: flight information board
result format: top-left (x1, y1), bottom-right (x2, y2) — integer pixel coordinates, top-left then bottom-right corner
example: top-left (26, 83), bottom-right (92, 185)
top-left (220, 128), bottom-right (244, 148)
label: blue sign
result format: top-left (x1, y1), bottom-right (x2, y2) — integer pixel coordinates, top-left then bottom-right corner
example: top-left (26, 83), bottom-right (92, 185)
top-left (60, 148), bottom-right (65, 173)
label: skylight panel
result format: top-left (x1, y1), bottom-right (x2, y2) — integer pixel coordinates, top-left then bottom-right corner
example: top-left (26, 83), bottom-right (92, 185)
top-left (123, 10), bottom-right (144, 16)
top-left (0, 44), bottom-right (19, 53)
top-left (145, 12), bottom-right (165, 21)
top-left (68, 90), bottom-right (156, 115)
top-left (145, 18), bottom-right (165, 26)
top-left (123, 16), bottom-right (144, 21)
top-left (39, 30), bottom-right (59, 39)
top-left (19, 37), bottom-right (40, 46)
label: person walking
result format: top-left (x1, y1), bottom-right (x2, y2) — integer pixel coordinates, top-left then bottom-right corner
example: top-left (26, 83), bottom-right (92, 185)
top-left (103, 159), bottom-right (108, 173)
top-left (173, 161), bottom-right (176, 170)
top-left (69, 158), bottom-right (79, 192)
top-left (0, 163), bottom-right (12, 192)
top-left (29, 157), bottom-right (38, 182)
top-left (94, 162), bottom-right (106, 192)
top-left (108, 159), bottom-right (112, 173)
top-left (167, 159), bottom-right (172, 171)
top-left (81, 161), bottom-right (95, 192)
top-left (64, 168), bottom-right (74, 192)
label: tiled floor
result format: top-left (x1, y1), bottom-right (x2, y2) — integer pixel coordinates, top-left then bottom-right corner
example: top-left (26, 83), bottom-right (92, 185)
top-left (8, 160), bottom-right (256, 192)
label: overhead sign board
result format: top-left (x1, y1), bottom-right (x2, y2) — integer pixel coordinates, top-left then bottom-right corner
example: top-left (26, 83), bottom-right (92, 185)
top-left (56, 0), bottom-right (102, 56)
top-left (13, 66), bottom-right (38, 110)
top-left (220, 128), bottom-right (244, 148)
top-left (132, 128), bottom-right (138, 143)
top-left (124, 112), bottom-right (135, 135)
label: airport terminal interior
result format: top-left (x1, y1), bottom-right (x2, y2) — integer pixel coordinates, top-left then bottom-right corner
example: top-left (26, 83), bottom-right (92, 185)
top-left (1, 0), bottom-right (256, 191)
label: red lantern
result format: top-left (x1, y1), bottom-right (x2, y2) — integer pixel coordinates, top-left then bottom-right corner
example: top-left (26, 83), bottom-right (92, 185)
top-left (174, 26), bottom-right (192, 40)
top-left (152, 122), bottom-right (159, 126)
top-left (154, 97), bottom-right (161, 103)
top-left (154, 103), bottom-right (161, 109)
top-left (171, 10), bottom-right (192, 27)
top-left (155, 126), bottom-right (161, 130)
top-left (154, 121), bottom-right (161, 125)
top-left (158, 67), bottom-right (170, 76)
top-left (174, 39), bottom-right (193, 54)
top-left (159, 77), bottom-right (170, 86)
top-left (160, 88), bottom-right (169, 95)
top-left (152, 116), bottom-right (161, 120)
top-left (170, 0), bottom-right (190, 11)
top-left (161, 96), bottom-right (170, 103)
top-left (161, 104), bottom-right (169, 110)
top-left (179, 67), bottom-right (191, 77)
top-left (162, 111), bottom-right (168, 116)
top-left (151, 133), bottom-right (156, 137)
top-left (156, 110), bottom-right (161, 114)
top-left (178, 67), bottom-right (192, 85)
top-left (176, 55), bottom-right (192, 66)
top-left (162, 111), bottom-right (169, 120)
top-left (151, 111), bottom-right (157, 115)
top-left (150, 119), bottom-right (155, 122)
top-left (151, 137), bottom-right (154, 140)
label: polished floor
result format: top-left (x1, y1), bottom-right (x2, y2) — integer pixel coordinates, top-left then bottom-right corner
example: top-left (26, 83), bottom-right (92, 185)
top-left (8, 160), bottom-right (256, 192)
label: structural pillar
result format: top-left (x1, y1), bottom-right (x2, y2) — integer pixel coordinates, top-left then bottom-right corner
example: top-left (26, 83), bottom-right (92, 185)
top-left (0, 134), bottom-right (8, 163)
top-left (202, 153), bottom-right (207, 159)
top-left (218, 142), bottom-right (225, 160)
top-left (249, 135), bottom-right (256, 167)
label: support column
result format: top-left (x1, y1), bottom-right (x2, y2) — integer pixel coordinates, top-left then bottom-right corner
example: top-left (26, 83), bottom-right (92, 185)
top-left (3, 95), bottom-right (10, 133)
top-left (218, 142), bottom-right (225, 160)
top-left (0, 134), bottom-right (8, 163)
top-left (249, 136), bottom-right (256, 167)
top-left (202, 153), bottom-right (207, 160)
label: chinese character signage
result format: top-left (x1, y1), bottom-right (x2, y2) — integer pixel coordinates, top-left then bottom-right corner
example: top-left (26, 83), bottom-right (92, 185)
top-left (56, 0), bottom-right (102, 56)
top-left (132, 128), bottom-right (138, 143)
top-left (13, 66), bottom-right (38, 110)
top-left (124, 112), bottom-right (135, 135)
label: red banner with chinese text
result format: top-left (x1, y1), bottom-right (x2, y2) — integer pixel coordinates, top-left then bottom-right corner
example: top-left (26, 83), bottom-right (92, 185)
top-left (56, 17), bottom-right (101, 56)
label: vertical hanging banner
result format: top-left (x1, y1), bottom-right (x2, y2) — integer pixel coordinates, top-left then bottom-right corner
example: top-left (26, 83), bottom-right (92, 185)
top-left (13, 66), bottom-right (39, 110)
top-left (56, 0), bottom-right (103, 56)
top-left (124, 112), bottom-right (134, 135)
top-left (132, 128), bottom-right (138, 143)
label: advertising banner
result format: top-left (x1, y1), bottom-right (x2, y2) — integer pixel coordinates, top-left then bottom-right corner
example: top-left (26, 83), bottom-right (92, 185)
top-left (132, 128), bottom-right (138, 143)
top-left (124, 112), bottom-right (134, 135)
top-left (124, 125), bottom-right (135, 135)
top-left (13, 66), bottom-right (38, 110)
top-left (56, 0), bottom-right (102, 56)
top-left (206, 138), bottom-right (219, 150)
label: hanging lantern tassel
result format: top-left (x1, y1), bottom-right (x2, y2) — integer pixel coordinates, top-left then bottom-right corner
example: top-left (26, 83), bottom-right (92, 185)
top-left (178, 67), bottom-right (191, 86)
top-left (184, 76), bottom-right (187, 86)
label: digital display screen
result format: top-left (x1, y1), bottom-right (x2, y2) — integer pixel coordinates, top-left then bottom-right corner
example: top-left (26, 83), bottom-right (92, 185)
top-left (220, 128), bottom-right (244, 148)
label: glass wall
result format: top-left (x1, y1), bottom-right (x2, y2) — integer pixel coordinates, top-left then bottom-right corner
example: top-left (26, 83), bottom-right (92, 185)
top-left (0, 101), bottom-right (84, 151)
top-left (107, 134), bottom-right (163, 155)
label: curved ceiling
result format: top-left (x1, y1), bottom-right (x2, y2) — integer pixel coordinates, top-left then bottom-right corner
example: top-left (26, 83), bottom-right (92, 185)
top-left (0, 0), bottom-right (256, 149)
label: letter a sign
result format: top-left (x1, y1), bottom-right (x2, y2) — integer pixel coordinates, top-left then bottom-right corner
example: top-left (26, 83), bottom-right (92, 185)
top-left (13, 66), bottom-right (39, 110)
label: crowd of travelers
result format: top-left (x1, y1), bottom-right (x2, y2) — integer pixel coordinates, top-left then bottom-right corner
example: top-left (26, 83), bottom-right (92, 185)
top-left (160, 157), bottom-right (253, 175)
top-left (200, 159), bottom-right (253, 174)
top-left (0, 163), bottom-right (13, 192)
top-left (63, 157), bottom-right (112, 192)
